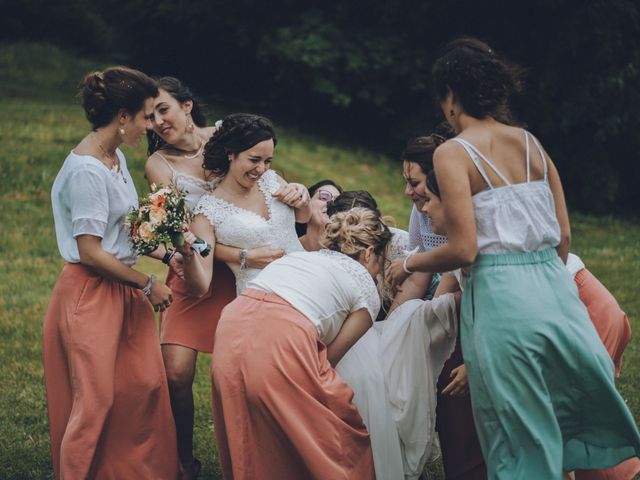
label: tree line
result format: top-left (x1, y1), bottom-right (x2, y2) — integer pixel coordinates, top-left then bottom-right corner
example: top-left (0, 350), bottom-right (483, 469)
top-left (3, 0), bottom-right (639, 212)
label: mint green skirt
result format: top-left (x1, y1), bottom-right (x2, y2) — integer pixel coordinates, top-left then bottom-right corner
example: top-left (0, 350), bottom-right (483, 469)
top-left (460, 248), bottom-right (640, 479)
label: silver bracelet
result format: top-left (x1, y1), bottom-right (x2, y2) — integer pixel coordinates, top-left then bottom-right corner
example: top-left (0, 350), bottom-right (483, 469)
top-left (239, 249), bottom-right (248, 270)
top-left (402, 254), bottom-right (415, 275)
top-left (142, 274), bottom-right (156, 296)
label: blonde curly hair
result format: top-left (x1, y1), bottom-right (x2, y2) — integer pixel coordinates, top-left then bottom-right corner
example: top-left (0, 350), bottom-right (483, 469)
top-left (321, 207), bottom-right (392, 260)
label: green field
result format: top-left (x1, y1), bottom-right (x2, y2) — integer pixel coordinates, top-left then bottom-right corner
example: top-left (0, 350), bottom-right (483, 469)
top-left (1, 43), bottom-right (638, 479)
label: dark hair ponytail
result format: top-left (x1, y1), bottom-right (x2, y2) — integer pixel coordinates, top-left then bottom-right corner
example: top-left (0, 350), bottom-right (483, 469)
top-left (147, 76), bottom-right (207, 155)
top-left (202, 113), bottom-right (277, 176)
top-left (432, 37), bottom-right (524, 124)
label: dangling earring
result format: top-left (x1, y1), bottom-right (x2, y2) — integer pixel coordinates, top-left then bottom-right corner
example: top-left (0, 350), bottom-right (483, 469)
top-left (119, 127), bottom-right (126, 136)
top-left (186, 113), bottom-right (195, 134)
top-left (450, 109), bottom-right (455, 118)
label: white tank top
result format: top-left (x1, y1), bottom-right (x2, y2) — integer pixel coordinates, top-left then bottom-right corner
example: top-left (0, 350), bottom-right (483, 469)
top-left (154, 152), bottom-right (220, 212)
top-left (451, 131), bottom-right (561, 254)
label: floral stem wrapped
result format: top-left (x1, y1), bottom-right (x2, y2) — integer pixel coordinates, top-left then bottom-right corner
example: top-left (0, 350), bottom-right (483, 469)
top-left (126, 184), bottom-right (211, 257)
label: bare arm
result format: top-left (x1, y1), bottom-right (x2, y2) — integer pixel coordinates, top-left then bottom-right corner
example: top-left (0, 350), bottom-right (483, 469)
top-left (76, 235), bottom-right (172, 309)
top-left (176, 214), bottom-right (216, 296)
top-left (273, 173), bottom-right (312, 223)
top-left (215, 243), bottom-right (285, 269)
top-left (545, 157), bottom-right (571, 263)
top-left (388, 271), bottom-right (433, 314)
top-left (326, 308), bottom-right (373, 367)
top-left (388, 145), bottom-right (478, 286)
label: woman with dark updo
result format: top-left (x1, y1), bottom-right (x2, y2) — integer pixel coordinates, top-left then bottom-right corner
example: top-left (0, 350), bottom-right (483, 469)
top-left (43, 67), bottom-right (179, 478)
top-left (145, 78), bottom-right (282, 478)
top-left (389, 38), bottom-right (640, 478)
top-left (205, 208), bottom-right (391, 479)
top-left (177, 113), bottom-right (311, 299)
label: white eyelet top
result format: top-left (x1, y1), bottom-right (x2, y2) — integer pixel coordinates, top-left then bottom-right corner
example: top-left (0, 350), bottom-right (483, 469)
top-left (408, 204), bottom-right (448, 252)
top-left (451, 131), bottom-right (561, 254)
top-left (51, 150), bottom-right (139, 265)
top-left (194, 169), bottom-right (304, 293)
top-left (247, 249), bottom-right (380, 344)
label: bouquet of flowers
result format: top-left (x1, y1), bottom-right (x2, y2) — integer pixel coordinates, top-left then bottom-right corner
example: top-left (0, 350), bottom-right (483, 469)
top-left (126, 184), bottom-right (211, 257)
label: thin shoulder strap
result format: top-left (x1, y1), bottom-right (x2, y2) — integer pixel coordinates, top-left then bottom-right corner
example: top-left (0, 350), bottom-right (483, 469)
top-left (152, 151), bottom-right (177, 174)
top-left (451, 139), bottom-right (495, 189)
top-left (458, 138), bottom-right (512, 186)
top-left (529, 134), bottom-right (549, 180)
top-left (524, 130), bottom-right (531, 183)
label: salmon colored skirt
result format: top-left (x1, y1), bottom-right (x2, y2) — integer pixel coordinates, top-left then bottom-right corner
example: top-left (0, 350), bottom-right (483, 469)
top-left (161, 261), bottom-right (236, 352)
top-left (574, 268), bottom-right (640, 480)
top-left (211, 289), bottom-right (375, 480)
top-left (43, 263), bottom-right (179, 479)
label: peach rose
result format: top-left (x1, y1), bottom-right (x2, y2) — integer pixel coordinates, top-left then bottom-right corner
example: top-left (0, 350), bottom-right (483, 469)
top-left (138, 221), bottom-right (155, 242)
top-left (149, 205), bottom-right (167, 225)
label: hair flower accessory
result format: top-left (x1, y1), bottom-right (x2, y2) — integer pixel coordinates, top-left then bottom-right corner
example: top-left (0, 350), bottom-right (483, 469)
top-left (214, 119), bottom-right (223, 129)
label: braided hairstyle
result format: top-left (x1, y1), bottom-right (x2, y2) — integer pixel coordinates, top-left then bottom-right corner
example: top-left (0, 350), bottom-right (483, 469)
top-left (202, 113), bottom-right (277, 176)
top-left (432, 37), bottom-right (524, 124)
top-left (321, 207), bottom-right (392, 261)
top-left (78, 66), bottom-right (158, 130)
top-left (147, 76), bottom-right (207, 155)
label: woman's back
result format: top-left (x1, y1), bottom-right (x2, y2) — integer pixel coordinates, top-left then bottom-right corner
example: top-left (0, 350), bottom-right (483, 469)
top-left (448, 125), bottom-right (561, 253)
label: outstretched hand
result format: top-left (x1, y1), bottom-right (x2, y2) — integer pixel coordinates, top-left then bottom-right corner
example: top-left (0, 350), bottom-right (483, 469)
top-left (442, 364), bottom-right (469, 396)
top-left (273, 183), bottom-right (310, 209)
top-left (174, 228), bottom-right (197, 259)
top-left (247, 246), bottom-right (285, 269)
top-left (388, 258), bottom-right (411, 290)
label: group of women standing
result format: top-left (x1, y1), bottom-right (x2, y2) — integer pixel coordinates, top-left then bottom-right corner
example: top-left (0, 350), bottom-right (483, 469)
top-left (42, 37), bottom-right (640, 480)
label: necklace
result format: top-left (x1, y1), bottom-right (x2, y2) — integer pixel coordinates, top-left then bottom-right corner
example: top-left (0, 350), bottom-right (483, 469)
top-left (93, 133), bottom-right (127, 183)
top-left (181, 140), bottom-right (204, 159)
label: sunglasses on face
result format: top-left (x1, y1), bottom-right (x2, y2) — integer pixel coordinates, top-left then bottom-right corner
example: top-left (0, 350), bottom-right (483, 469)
top-left (317, 189), bottom-right (337, 202)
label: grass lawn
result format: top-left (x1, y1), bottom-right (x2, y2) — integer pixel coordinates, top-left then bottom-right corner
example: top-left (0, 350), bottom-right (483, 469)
top-left (1, 43), bottom-right (638, 479)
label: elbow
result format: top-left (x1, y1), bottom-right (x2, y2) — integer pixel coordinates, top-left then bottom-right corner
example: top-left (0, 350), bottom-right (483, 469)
top-left (78, 249), bottom-right (100, 269)
top-left (454, 243), bottom-right (477, 268)
top-left (188, 281), bottom-right (209, 298)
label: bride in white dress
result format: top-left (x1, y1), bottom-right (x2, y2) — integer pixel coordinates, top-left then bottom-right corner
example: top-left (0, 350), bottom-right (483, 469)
top-left (299, 189), bottom-right (460, 479)
top-left (178, 113), bottom-right (311, 296)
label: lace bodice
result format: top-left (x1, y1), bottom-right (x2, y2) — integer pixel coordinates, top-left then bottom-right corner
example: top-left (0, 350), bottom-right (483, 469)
top-left (317, 249), bottom-right (381, 324)
top-left (194, 169), bottom-right (304, 293)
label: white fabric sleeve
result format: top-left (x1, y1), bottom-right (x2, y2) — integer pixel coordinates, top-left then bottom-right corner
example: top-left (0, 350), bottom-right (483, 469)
top-left (69, 167), bottom-right (108, 238)
top-left (408, 205), bottom-right (426, 252)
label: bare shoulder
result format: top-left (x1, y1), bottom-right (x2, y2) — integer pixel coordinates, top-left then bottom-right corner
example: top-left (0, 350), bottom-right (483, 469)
top-left (145, 151), bottom-right (174, 185)
top-left (433, 139), bottom-right (469, 167)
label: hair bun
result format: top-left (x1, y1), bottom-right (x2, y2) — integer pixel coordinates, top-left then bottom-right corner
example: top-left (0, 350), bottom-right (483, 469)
top-left (79, 71), bottom-right (108, 125)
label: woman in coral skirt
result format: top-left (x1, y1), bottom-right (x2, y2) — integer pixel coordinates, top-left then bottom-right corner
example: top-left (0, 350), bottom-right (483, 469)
top-left (43, 67), bottom-right (179, 479)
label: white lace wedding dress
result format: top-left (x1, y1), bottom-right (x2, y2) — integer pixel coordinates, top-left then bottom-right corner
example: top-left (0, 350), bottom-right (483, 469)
top-left (335, 233), bottom-right (458, 480)
top-left (194, 170), bottom-right (304, 293)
